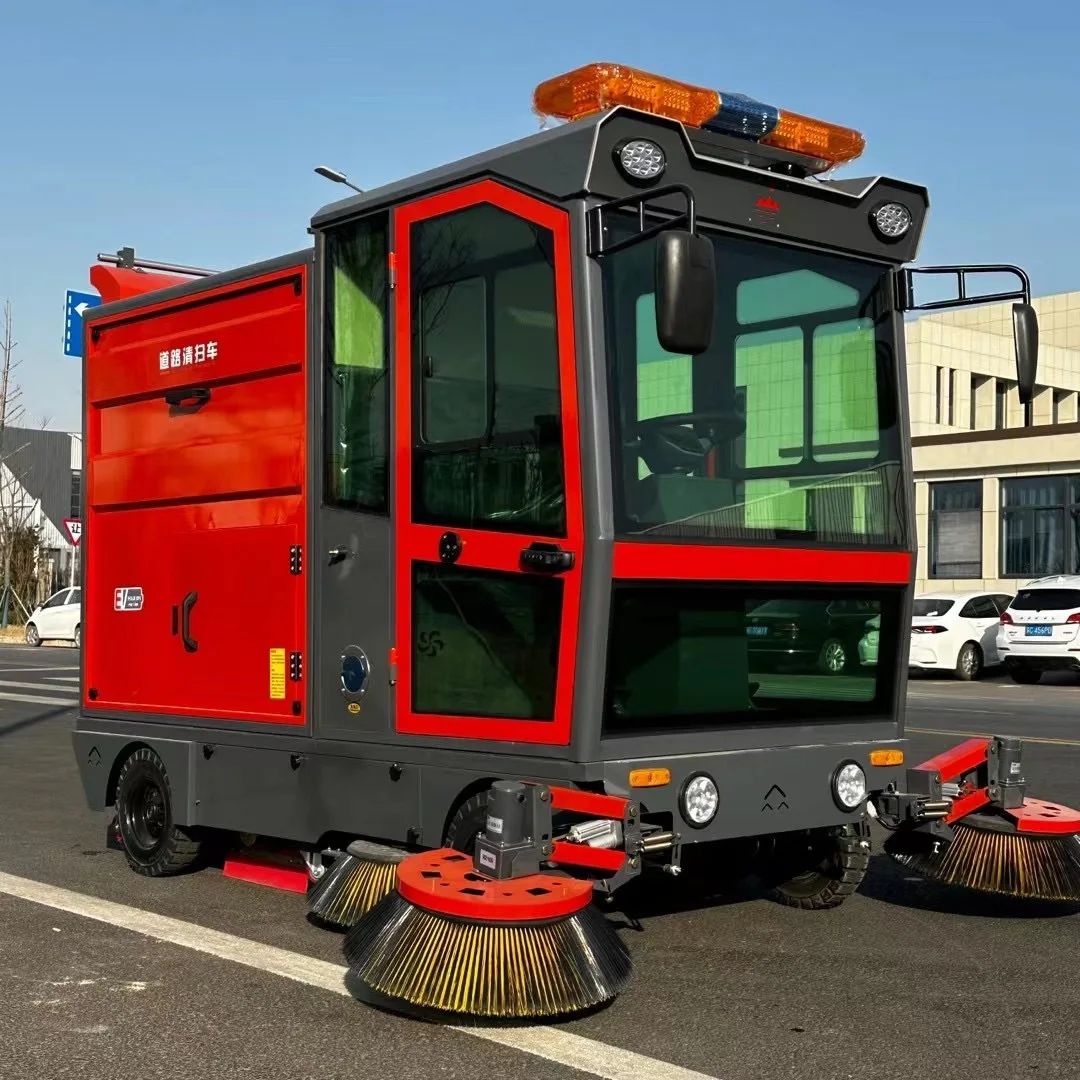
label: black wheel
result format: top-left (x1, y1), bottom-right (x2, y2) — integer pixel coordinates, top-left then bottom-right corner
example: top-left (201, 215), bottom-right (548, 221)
top-left (954, 641), bottom-right (982, 681)
top-left (114, 748), bottom-right (202, 876)
top-left (762, 820), bottom-right (870, 910)
top-left (25, 623), bottom-right (41, 647)
top-left (817, 638), bottom-right (848, 676)
top-left (443, 792), bottom-right (490, 855)
top-left (73, 624), bottom-right (81, 649)
top-left (1007, 663), bottom-right (1042, 685)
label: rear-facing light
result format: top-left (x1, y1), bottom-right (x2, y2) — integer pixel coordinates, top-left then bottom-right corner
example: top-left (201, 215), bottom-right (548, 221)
top-left (1000, 612), bottom-right (1014, 624)
top-left (912, 625), bottom-right (947, 634)
top-left (630, 767), bottom-right (671, 788)
top-left (869, 749), bottom-right (904, 767)
top-left (1067, 613), bottom-right (1080, 624)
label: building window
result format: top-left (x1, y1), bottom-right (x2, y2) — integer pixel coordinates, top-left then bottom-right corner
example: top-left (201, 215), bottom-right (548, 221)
top-left (1024, 398), bottom-right (1034, 427)
top-left (1000, 476), bottom-right (1069, 578)
top-left (929, 480), bottom-right (982, 578)
top-left (69, 471), bottom-right (82, 520)
top-left (995, 380), bottom-right (1008, 429)
top-left (946, 369), bottom-right (955, 426)
top-left (935, 366), bottom-right (944, 424)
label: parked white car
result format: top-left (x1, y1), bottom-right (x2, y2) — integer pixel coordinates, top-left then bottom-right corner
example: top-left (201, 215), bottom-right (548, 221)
top-left (25, 587), bottom-right (82, 647)
top-left (908, 590), bottom-right (1013, 680)
top-left (997, 575), bottom-right (1080, 684)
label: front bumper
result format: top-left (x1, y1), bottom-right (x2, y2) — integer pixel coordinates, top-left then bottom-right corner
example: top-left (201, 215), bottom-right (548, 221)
top-left (599, 740), bottom-right (904, 844)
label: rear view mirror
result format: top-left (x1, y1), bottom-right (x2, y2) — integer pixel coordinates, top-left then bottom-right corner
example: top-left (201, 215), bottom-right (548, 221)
top-left (1012, 302), bottom-right (1038, 405)
top-left (655, 231), bottom-right (715, 356)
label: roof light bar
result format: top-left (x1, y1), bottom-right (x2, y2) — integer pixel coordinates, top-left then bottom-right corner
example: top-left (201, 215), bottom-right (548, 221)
top-left (532, 63), bottom-right (866, 171)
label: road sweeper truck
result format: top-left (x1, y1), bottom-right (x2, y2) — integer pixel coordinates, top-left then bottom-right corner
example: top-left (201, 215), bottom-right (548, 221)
top-left (73, 62), bottom-right (1080, 1021)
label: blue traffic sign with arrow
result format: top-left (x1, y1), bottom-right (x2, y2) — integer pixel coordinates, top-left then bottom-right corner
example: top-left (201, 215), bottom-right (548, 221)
top-left (64, 290), bottom-right (101, 358)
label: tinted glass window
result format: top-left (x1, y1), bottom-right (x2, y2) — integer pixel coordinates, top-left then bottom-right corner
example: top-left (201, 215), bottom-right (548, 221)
top-left (412, 563), bottom-right (562, 721)
top-left (324, 214), bottom-right (390, 511)
top-left (960, 596), bottom-right (998, 619)
top-left (603, 585), bottom-right (900, 735)
top-left (411, 204), bottom-right (565, 536)
top-left (912, 598), bottom-right (954, 617)
top-left (603, 221), bottom-right (903, 546)
top-left (42, 591), bottom-right (70, 609)
top-left (1010, 588), bottom-right (1080, 611)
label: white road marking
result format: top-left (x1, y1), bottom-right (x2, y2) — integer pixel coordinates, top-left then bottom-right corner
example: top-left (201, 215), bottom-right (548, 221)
top-left (0, 871), bottom-right (718, 1080)
top-left (0, 691), bottom-right (77, 707)
top-left (0, 692), bottom-right (77, 707)
top-left (0, 679), bottom-right (79, 692)
top-left (908, 726), bottom-right (1080, 748)
top-left (46, 677), bottom-right (80, 683)
top-left (0, 667), bottom-right (79, 674)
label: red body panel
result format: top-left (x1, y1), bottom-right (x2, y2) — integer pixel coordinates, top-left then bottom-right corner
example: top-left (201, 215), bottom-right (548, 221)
top-left (612, 543), bottom-right (912, 585)
top-left (84, 265), bottom-right (308, 725)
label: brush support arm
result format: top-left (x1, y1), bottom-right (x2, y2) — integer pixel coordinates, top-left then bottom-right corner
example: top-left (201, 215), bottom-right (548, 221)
top-left (471, 781), bottom-right (647, 888)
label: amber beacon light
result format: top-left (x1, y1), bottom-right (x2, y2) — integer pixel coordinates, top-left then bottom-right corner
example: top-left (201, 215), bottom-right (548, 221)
top-left (533, 63), bottom-right (866, 171)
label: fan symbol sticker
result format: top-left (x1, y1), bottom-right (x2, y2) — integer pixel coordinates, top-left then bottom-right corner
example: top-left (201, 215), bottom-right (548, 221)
top-left (762, 785), bottom-right (790, 812)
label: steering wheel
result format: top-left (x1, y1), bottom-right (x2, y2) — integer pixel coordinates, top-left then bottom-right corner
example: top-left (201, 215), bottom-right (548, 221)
top-left (630, 410), bottom-right (746, 475)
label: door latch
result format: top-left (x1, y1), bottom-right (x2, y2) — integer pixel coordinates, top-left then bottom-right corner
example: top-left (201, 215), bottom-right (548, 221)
top-left (519, 542), bottom-right (574, 574)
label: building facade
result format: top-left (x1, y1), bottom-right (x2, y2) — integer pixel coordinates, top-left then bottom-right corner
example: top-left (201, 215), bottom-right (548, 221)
top-left (907, 290), bottom-right (1080, 595)
top-left (0, 426), bottom-right (81, 606)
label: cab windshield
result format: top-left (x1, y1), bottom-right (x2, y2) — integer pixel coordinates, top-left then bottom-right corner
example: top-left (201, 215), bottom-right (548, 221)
top-left (602, 220), bottom-right (905, 547)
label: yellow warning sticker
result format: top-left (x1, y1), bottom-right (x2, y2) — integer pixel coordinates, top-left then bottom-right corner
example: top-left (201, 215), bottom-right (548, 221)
top-left (269, 648), bottom-right (287, 700)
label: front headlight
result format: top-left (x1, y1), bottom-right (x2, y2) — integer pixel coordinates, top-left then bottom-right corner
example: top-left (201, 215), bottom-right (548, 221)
top-left (832, 762), bottom-right (867, 810)
top-left (680, 773), bottom-right (719, 828)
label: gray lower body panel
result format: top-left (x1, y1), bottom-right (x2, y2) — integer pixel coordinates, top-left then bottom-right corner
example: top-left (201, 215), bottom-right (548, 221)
top-left (73, 718), bottom-right (906, 848)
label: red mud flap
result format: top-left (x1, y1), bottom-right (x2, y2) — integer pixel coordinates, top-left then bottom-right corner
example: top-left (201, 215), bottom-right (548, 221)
top-left (223, 849), bottom-right (310, 894)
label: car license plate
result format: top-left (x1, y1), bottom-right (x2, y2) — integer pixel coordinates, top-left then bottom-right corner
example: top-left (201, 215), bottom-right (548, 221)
top-left (1025, 625), bottom-right (1053, 637)
top-left (746, 625), bottom-right (768, 636)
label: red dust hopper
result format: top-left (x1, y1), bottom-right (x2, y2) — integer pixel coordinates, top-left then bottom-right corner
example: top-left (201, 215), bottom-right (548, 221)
top-left (342, 848), bottom-right (631, 1022)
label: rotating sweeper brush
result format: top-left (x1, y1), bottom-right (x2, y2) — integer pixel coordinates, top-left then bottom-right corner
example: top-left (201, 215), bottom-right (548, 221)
top-left (341, 780), bottom-right (655, 1021)
top-left (306, 839), bottom-right (407, 930)
top-left (876, 736), bottom-right (1080, 902)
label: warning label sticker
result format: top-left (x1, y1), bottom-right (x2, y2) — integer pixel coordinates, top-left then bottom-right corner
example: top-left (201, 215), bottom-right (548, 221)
top-left (269, 648), bottom-right (287, 700)
top-left (114, 587), bottom-right (144, 612)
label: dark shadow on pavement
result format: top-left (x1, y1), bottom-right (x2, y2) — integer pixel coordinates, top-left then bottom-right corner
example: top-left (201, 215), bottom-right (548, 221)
top-left (0, 705), bottom-right (73, 739)
top-left (859, 852), bottom-right (1080, 919)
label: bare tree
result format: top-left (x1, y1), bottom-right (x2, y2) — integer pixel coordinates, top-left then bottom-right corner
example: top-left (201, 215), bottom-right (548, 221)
top-left (0, 300), bottom-right (50, 627)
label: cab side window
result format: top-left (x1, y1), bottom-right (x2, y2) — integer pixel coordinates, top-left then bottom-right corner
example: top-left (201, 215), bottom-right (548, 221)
top-left (324, 213), bottom-right (390, 512)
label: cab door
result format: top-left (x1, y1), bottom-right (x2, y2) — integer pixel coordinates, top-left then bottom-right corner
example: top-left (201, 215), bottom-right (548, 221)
top-left (393, 180), bottom-right (583, 746)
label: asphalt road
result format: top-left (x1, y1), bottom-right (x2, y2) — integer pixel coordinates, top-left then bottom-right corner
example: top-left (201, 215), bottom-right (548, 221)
top-left (1, 646), bottom-right (1078, 1080)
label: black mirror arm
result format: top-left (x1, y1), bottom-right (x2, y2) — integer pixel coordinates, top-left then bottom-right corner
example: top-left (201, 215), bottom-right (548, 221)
top-left (587, 184), bottom-right (697, 258)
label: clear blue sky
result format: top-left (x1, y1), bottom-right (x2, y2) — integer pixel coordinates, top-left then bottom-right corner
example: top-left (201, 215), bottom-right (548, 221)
top-left (1, 1), bottom-right (1077, 433)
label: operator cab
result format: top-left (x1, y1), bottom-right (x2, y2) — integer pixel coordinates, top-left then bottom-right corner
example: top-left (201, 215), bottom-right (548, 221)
top-left (312, 62), bottom-right (1039, 763)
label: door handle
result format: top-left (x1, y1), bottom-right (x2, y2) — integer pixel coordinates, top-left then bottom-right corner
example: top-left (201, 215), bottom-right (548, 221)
top-left (165, 387), bottom-right (211, 411)
top-left (181, 591), bottom-right (198, 652)
top-left (519, 542), bottom-right (574, 574)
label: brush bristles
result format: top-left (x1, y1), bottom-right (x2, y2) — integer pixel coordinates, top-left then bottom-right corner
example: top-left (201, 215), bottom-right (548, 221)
top-left (886, 823), bottom-right (1080, 901)
top-left (306, 855), bottom-right (399, 929)
top-left (343, 891), bottom-right (631, 1020)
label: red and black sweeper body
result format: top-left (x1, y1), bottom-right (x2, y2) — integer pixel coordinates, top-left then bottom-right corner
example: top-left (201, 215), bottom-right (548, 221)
top-left (72, 63), bottom-right (1080, 1020)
